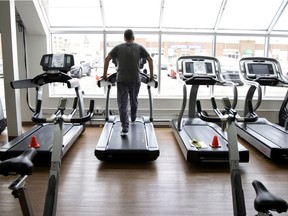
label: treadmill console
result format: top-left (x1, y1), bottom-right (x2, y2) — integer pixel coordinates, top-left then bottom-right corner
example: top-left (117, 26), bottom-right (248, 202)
top-left (40, 54), bottom-right (74, 73)
top-left (182, 59), bottom-right (216, 78)
top-left (245, 61), bottom-right (277, 78)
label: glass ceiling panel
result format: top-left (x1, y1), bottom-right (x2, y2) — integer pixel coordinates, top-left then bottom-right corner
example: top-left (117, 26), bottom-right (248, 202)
top-left (40, 0), bottom-right (288, 33)
top-left (103, 0), bottom-right (162, 28)
top-left (42, 0), bottom-right (102, 27)
top-left (219, 0), bottom-right (283, 30)
top-left (162, 0), bottom-right (223, 29)
top-left (273, 5), bottom-right (288, 31)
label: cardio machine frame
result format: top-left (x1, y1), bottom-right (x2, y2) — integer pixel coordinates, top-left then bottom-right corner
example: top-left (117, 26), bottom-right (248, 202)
top-left (197, 97), bottom-right (287, 216)
top-left (171, 56), bottom-right (249, 163)
top-left (2, 97), bottom-right (94, 216)
top-left (237, 57), bottom-right (288, 160)
top-left (0, 54), bottom-right (95, 216)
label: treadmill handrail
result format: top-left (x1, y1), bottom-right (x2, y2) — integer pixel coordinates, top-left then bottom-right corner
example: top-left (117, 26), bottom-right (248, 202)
top-left (10, 72), bottom-right (74, 89)
top-left (177, 82), bottom-right (187, 131)
top-left (238, 59), bottom-right (262, 113)
top-left (239, 57), bottom-right (288, 112)
top-left (196, 99), bottom-right (258, 123)
top-left (97, 72), bottom-right (158, 121)
top-left (176, 56), bottom-right (238, 129)
top-left (32, 100), bottom-right (94, 124)
top-left (97, 72), bottom-right (158, 88)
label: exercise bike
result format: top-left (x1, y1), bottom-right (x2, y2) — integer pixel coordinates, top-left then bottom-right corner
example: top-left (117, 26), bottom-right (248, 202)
top-left (196, 97), bottom-right (288, 216)
top-left (0, 97), bottom-right (94, 216)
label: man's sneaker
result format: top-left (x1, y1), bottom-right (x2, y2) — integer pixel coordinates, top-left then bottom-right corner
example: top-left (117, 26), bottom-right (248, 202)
top-left (131, 116), bottom-right (136, 122)
top-left (120, 130), bottom-right (128, 136)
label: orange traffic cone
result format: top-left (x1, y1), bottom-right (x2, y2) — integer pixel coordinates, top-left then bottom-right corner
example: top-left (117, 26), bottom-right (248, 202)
top-left (96, 74), bottom-right (100, 81)
top-left (210, 135), bottom-right (221, 148)
top-left (29, 135), bottom-right (40, 148)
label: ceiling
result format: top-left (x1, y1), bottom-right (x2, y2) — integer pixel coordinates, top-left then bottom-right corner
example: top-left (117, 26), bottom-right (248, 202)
top-left (39, 0), bottom-right (288, 34)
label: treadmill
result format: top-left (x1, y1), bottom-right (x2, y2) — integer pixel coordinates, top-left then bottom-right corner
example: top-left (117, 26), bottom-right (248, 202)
top-left (0, 54), bottom-right (87, 163)
top-left (171, 56), bottom-right (249, 163)
top-left (236, 57), bottom-right (288, 160)
top-left (95, 72), bottom-right (159, 161)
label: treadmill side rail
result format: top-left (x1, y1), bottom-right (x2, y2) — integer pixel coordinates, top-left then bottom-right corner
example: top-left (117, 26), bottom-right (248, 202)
top-left (95, 123), bottom-right (113, 150)
top-left (145, 123), bottom-right (158, 149)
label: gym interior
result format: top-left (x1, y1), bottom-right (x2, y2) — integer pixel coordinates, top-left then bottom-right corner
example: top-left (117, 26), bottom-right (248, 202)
top-left (0, 1), bottom-right (288, 215)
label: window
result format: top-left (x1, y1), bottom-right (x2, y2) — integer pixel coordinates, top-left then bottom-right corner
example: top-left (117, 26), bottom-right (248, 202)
top-left (41, 0), bottom-right (288, 100)
top-left (162, 0), bottom-right (223, 29)
top-left (214, 36), bottom-right (265, 98)
top-left (218, 0), bottom-right (283, 31)
top-left (51, 34), bottom-right (103, 96)
top-left (161, 34), bottom-right (213, 97)
top-left (266, 37), bottom-right (288, 98)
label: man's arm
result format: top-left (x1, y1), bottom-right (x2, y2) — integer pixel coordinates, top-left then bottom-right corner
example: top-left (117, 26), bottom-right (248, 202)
top-left (146, 56), bottom-right (154, 80)
top-left (103, 54), bottom-right (112, 79)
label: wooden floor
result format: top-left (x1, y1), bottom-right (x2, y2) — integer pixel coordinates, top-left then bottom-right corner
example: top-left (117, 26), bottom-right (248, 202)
top-left (0, 126), bottom-right (288, 216)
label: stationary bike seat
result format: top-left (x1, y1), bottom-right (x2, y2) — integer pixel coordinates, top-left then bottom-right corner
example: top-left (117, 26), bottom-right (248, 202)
top-left (0, 148), bottom-right (37, 176)
top-left (252, 180), bottom-right (288, 213)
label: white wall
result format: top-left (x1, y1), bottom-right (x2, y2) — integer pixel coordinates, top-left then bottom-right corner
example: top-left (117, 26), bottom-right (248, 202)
top-left (0, 0), bottom-right (22, 138)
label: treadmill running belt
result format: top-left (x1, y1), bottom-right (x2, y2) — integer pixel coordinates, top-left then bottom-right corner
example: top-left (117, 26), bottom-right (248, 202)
top-left (10, 124), bottom-right (73, 151)
top-left (107, 122), bottom-right (148, 150)
top-left (247, 124), bottom-right (288, 148)
top-left (184, 125), bottom-right (228, 150)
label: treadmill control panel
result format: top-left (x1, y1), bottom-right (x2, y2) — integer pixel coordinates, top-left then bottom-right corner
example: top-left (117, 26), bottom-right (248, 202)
top-left (182, 59), bottom-right (216, 78)
top-left (244, 60), bottom-right (277, 78)
top-left (40, 54), bottom-right (74, 73)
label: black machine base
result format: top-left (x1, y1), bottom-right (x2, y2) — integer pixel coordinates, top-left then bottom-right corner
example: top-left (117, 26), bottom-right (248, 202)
top-left (0, 123), bottom-right (83, 163)
top-left (171, 119), bottom-right (249, 163)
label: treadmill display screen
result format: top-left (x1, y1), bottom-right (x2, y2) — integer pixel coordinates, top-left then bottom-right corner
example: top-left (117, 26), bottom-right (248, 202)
top-left (40, 54), bottom-right (74, 72)
top-left (247, 63), bottom-right (275, 75)
top-left (185, 62), bottom-right (194, 74)
top-left (184, 61), bottom-right (214, 75)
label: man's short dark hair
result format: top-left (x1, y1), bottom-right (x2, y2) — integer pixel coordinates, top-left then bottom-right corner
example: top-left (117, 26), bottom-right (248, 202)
top-left (124, 29), bottom-right (134, 40)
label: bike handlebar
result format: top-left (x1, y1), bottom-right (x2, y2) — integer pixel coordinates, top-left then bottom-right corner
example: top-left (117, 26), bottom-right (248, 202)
top-left (0, 148), bottom-right (37, 176)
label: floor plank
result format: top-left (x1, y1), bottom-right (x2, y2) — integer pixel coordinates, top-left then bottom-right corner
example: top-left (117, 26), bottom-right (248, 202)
top-left (0, 126), bottom-right (287, 216)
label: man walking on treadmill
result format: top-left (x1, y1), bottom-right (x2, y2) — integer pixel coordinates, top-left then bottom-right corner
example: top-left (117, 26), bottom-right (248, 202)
top-left (103, 29), bottom-right (154, 136)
